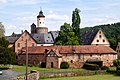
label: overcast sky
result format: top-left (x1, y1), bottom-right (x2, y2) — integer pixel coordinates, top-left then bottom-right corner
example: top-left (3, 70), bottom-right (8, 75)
top-left (0, 0), bottom-right (120, 36)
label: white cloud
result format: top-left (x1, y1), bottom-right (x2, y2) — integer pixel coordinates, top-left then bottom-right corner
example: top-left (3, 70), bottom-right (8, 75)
top-left (0, 0), bottom-right (7, 4)
top-left (16, 15), bottom-right (36, 24)
top-left (81, 15), bottom-right (120, 28)
top-left (46, 13), bottom-right (69, 21)
top-left (4, 24), bottom-right (17, 29)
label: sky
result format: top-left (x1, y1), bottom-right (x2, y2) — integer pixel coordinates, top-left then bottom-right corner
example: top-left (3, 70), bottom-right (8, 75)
top-left (0, 0), bottom-right (120, 36)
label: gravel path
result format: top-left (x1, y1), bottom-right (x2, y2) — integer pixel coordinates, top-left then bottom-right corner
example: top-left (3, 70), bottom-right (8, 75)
top-left (0, 69), bottom-right (25, 80)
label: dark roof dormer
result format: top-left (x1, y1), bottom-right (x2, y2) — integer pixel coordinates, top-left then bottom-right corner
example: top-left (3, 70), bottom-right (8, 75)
top-left (37, 10), bottom-right (45, 18)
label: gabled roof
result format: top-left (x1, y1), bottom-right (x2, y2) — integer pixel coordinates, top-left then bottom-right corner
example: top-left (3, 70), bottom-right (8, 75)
top-left (81, 29), bottom-right (99, 45)
top-left (47, 49), bottom-right (62, 57)
top-left (6, 33), bottom-right (21, 44)
top-left (49, 31), bottom-right (59, 41)
top-left (19, 45), bottom-right (117, 55)
top-left (7, 30), bottom-right (37, 44)
top-left (31, 33), bottom-right (54, 44)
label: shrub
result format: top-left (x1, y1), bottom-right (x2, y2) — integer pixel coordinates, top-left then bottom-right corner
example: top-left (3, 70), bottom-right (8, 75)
top-left (101, 66), bottom-right (109, 70)
top-left (117, 66), bottom-right (120, 71)
top-left (116, 70), bottom-right (120, 76)
top-left (60, 62), bottom-right (69, 69)
top-left (28, 64), bottom-right (33, 67)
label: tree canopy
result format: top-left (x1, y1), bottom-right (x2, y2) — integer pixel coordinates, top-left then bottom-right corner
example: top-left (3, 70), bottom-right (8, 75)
top-left (55, 22), bottom-right (79, 45)
top-left (0, 23), bottom-right (16, 65)
top-left (54, 8), bottom-right (81, 45)
top-left (0, 22), bottom-right (5, 37)
top-left (72, 8), bottom-right (81, 37)
top-left (0, 37), bottom-right (16, 65)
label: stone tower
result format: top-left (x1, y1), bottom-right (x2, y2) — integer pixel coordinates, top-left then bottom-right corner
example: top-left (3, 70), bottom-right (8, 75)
top-left (36, 10), bottom-right (48, 34)
top-left (31, 23), bottom-right (36, 34)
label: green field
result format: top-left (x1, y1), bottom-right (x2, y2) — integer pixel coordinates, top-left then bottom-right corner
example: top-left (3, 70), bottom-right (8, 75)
top-left (11, 65), bottom-right (85, 73)
top-left (40, 74), bottom-right (120, 80)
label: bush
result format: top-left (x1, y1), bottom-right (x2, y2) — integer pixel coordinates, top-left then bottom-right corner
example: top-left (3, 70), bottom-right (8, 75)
top-left (28, 64), bottom-right (33, 67)
top-left (60, 62), bottom-right (69, 69)
top-left (83, 63), bottom-right (100, 70)
top-left (101, 66), bottom-right (109, 70)
top-left (116, 70), bottom-right (120, 76)
top-left (117, 66), bottom-right (120, 71)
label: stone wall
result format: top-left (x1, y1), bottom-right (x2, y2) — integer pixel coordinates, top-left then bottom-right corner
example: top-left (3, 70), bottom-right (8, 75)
top-left (40, 70), bottom-right (106, 78)
top-left (46, 56), bottom-right (58, 68)
top-left (12, 71), bottom-right (39, 80)
top-left (18, 54), bottom-right (45, 66)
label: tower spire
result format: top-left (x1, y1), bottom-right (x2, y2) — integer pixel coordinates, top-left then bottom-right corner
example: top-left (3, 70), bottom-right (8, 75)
top-left (40, 6), bottom-right (42, 11)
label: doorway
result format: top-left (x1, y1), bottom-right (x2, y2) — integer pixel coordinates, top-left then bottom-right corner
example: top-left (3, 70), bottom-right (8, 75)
top-left (51, 62), bottom-right (54, 68)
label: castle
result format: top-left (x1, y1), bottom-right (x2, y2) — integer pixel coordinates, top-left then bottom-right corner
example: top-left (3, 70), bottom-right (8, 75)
top-left (6, 9), bottom-right (117, 68)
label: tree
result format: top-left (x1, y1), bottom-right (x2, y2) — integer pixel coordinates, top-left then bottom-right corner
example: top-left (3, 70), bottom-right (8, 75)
top-left (0, 22), bottom-right (5, 37)
top-left (72, 8), bottom-right (81, 37)
top-left (113, 59), bottom-right (120, 71)
top-left (54, 8), bottom-right (81, 45)
top-left (0, 37), bottom-right (9, 48)
top-left (0, 37), bottom-right (16, 65)
top-left (0, 46), bottom-right (16, 65)
top-left (55, 22), bottom-right (79, 45)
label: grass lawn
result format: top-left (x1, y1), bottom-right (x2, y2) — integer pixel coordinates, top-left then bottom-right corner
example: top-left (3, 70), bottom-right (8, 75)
top-left (12, 65), bottom-right (85, 73)
top-left (40, 74), bottom-right (120, 80)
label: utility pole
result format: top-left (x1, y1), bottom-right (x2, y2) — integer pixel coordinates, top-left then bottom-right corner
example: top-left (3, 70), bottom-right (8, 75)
top-left (26, 39), bottom-right (28, 80)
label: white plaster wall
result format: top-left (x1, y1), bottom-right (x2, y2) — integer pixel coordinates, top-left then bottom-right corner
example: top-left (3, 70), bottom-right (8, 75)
top-left (37, 17), bottom-right (46, 27)
top-left (91, 30), bottom-right (110, 46)
top-left (37, 44), bottom-right (53, 46)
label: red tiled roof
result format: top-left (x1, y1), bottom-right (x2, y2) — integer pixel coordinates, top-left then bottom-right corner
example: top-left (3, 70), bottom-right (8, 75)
top-left (19, 45), bottom-right (117, 55)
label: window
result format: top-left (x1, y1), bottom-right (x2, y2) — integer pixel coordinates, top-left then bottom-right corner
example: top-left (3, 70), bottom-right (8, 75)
top-left (28, 37), bottom-right (31, 41)
top-left (99, 31), bottom-right (101, 34)
top-left (78, 54), bottom-right (81, 59)
top-left (25, 33), bottom-right (27, 36)
top-left (40, 22), bottom-right (41, 24)
top-left (18, 43), bottom-right (20, 47)
top-left (32, 43), bottom-right (34, 47)
top-left (103, 39), bottom-right (105, 42)
top-left (99, 35), bottom-right (101, 38)
top-left (71, 60), bottom-right (73, 63)
top-left (90, 54), bottom-right (92, 57)
top-left (97, 40), bottom-right (99, 42)
top-left (24, 43), bottom-right (27, 47)
top-left (118, 46), bottom-right (119, 49)
top-left (21, 36), bottom-right (23, 41)
top-left (49, 52), bottom-right (55, 56)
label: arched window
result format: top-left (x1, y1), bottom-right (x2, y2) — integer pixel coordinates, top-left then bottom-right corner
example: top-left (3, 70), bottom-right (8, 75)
top-left (71, 60), bottom-right (73, 63)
